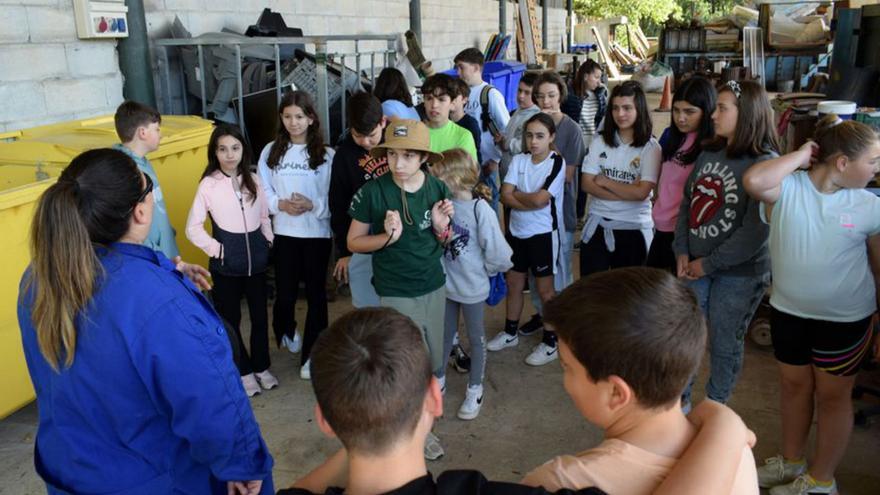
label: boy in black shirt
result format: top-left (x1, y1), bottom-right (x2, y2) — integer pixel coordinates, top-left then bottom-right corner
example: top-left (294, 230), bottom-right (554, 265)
top-left (451, 78), bottom-right (482, 165)
top-left (329, 93), bottom-right (389, 308)
top-left (277, 307), bottom-right (754, 495)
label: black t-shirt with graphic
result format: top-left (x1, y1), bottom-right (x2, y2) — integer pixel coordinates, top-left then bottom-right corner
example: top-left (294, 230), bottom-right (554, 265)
top-left (329, 133), bottom-right (389, 257)
top-left (277, 470), bottom-right (607, 495)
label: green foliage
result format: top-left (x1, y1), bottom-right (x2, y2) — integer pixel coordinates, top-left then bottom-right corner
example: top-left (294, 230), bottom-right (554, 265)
top-left (575, 0), bottom-right (737, 29)
top-left (574, 0), bottom-right (682, 26)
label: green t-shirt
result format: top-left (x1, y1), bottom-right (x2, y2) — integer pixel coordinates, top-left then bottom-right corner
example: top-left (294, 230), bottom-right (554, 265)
top-left (428, 121), bottom-right (478, 161)
top-left (349, 173), bottom-right (451, 297)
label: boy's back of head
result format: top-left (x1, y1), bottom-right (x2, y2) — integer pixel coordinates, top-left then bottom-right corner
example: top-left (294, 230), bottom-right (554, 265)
top-left (310, 307), bottom-right (432, 455)
top-left (454, 48), bottom-right (484, 68)
top-left (114, 100), bottom-right (161, 143)
top-left (454, 78), bottom-right (471, 101)
top-left (347, 92), bottom-right (384, 136)
top-left (543, 267), bottom-right (706, 410)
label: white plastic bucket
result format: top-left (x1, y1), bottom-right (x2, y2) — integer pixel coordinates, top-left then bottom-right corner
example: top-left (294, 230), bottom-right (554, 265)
top-left (817, 101), bottom-right (857, 120)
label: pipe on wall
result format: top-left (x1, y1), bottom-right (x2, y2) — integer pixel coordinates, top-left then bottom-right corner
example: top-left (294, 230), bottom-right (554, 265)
top-left (117, 0), bottom-right (157, 107)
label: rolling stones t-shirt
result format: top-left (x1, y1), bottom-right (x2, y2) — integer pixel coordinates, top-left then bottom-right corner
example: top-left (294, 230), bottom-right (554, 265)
top-left (672, 148), bottom-right (775, 276)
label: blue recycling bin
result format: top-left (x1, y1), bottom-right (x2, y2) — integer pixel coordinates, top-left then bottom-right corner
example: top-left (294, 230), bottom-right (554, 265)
top-left (441, 60), bottom-right (526, 112)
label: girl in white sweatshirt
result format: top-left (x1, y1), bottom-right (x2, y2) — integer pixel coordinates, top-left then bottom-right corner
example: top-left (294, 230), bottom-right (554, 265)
top-left (257, 91), bottom-right (335, 380)
top-left (186, 124), bottom-right (275, 397)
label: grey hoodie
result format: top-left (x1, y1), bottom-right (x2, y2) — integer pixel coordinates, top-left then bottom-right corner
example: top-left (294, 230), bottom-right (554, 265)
top-left (443, 198), bottom-right (514, 304)
top-left (672, 148), bottom-right (776, 276)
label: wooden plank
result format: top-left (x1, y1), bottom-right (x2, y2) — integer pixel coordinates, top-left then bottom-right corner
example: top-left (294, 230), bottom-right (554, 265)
top-left (515, 11), bottom-right (526, 63)
top-left (518, 0), bottom-right (538, 64)
top-left (525, 0), bottom-right (543, 58)
top-left (591, 26), bottom-right (620, 78)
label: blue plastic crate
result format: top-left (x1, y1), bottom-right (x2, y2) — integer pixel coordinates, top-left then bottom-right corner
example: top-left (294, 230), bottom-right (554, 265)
top-left (440, 60), bottom-right (526, 112)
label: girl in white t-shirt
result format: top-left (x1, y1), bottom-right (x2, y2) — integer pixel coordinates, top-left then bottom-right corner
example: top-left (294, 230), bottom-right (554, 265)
top-left (257, 90), bottom-right (335, 380)
top-left (744, 115), bottom-right (880, 495)
top-left (580, 81), bottom-right (660, 276)
top-left (488, 113), bottom-right (566, 367)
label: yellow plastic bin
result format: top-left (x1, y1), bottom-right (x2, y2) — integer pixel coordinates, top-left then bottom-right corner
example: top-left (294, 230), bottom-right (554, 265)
top-left (0, 115), bottom-right (213, 419)
top-left (0, 165), bottom-right (62, 419)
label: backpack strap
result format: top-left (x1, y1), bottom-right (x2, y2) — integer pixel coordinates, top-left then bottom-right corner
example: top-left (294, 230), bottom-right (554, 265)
top-left (479, 85), bottom-right (500, 136)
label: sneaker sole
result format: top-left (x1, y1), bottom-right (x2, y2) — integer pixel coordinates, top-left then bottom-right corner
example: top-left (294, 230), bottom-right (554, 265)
top-left (525, 354), bottom-right (558, 366)
top-left (487, 338), bottom-right (518, 352)
top-left (457, 409), bottom-right (480, 420)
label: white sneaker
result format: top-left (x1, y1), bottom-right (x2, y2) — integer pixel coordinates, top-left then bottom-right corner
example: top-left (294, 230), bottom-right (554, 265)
top-left (769, 474), bottom-right (837, 495)
top-left (486, 331), bottom-right (518, 351)
top-left (758, 455), bottom-right (807, 488)
top-left (281, 333), bottom-right (302, 354)
top-left (255, 369), bottom-right (278, 390)
top-left (525, 342), bottom-right (558, 366)
top-left (300, 359), bottom-right (311, 380)
top-left (457, 384), bottom-right (483, 420)
top-left (424, 431), bottom-right (444, 460)
top-left (241, 373), bottom-right (261, 397)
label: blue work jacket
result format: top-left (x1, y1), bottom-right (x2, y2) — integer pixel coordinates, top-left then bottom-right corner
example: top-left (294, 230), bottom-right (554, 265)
top-left (17, 242), bottom-right (274, 494)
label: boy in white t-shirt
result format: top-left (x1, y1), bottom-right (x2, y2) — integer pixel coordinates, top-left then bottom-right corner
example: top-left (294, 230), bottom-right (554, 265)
top-left (580, 81), bottom-right (661, 277)
top-left (490, 113), bottom-right (566, 366)
top-left (455, 47), bottom-right (511, 211)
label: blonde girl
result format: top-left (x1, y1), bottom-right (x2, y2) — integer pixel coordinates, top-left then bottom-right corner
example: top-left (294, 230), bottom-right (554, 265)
top-left (432, 148), bottom-right (512, 420)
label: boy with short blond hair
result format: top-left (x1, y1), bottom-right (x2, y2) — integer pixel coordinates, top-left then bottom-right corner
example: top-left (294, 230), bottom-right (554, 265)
top-left (523, 267), bottom-right (759, 495)
top-left (113, 100), bottom-right (179, 259)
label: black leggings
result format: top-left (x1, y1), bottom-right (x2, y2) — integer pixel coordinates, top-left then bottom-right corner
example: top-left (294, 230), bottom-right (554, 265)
top-left (272, 235), bottom-right (332, 365)
top-left (646, 230), bottom-right (676, 274)
top-left (579, 227), bottom-right (647, 277)
top-left (211, 271), bottom-right (270, 375)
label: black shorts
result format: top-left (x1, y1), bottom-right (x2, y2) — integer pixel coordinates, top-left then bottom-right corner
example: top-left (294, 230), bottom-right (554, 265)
top-left (508, 232), bottom-right (557, 278)
top-left (770, 307), bottom-right (874, 376)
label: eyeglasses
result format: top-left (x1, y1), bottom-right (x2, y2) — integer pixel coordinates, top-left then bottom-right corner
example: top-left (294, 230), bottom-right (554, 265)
top-left (126, 172), bottom-right (153, 216)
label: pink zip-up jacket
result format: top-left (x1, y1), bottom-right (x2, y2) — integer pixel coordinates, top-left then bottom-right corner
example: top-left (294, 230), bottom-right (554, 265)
top-left (186, 171), bottom-right (274, 262)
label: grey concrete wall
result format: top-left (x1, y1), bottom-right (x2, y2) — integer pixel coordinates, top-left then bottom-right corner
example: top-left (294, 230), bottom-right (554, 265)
top-left (0, 0), bottom-right (568, 132)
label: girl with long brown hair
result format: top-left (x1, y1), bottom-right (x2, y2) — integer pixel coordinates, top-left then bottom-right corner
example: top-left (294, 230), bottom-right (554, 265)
top-left (257, 90), bottom-right (334, 380)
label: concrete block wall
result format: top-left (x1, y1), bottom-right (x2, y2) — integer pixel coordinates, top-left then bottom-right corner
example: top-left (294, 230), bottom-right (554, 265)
top-left (0, 0), bottom-right (124, 133)
top-left (0, 0), bottom-right (567, 131)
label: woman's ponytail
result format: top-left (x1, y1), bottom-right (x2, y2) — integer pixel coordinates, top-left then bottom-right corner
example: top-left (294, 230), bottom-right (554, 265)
top-left (28, 179), bottom-right (99, 371)
top-left (24, 148), bottom-right (143, 371)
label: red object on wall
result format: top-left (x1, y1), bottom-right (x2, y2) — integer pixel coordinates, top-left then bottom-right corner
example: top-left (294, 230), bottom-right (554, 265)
top-left (98, 17), bottom-right (108, 33)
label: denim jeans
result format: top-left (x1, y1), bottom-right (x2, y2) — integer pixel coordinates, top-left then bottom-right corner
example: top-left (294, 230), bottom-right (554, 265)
top-left (348, 253), bottom-right (380, 308)
top-left (683, 272), bottom-right (771, 404)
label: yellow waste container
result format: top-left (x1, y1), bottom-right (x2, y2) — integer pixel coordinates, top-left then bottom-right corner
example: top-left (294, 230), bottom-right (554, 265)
top-left (0, 115), bottom-right (213, 419)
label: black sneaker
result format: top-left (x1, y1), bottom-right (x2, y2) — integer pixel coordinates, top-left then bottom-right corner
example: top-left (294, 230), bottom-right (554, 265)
top-left (450, 344), bottom-right (471, 373)
top-left (518, 314), bottom-right (543, 336)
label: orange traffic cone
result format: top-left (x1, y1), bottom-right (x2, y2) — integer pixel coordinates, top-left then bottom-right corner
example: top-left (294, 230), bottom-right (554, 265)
top-left (656, 76), bottom-right (673, 112)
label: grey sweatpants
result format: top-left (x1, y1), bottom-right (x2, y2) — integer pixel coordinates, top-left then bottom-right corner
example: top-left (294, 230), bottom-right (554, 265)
top-left (381, 285), bottom-right (446, 376)
top-left (442, 299), bottom-right (487, 387)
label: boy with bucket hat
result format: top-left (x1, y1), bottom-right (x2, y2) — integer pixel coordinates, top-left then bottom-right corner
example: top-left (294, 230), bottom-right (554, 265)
top-left (346, 119), bottom-right (454, 459)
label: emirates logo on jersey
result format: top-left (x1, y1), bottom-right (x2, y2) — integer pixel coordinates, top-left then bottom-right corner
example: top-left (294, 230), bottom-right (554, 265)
top-left (690, 175), bottom-right (724, 227)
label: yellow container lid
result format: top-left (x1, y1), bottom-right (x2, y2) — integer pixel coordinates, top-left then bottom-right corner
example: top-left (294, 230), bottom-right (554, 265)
top-left (0, 115), bottom-right (214, 167)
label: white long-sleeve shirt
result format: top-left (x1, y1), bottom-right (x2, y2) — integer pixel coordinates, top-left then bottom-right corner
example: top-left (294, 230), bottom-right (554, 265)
top-left (257, 142), bottom-right (335, 238)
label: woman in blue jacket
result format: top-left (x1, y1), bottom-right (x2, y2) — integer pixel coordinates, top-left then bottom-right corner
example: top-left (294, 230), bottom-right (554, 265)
top-left (17, 148), bottom-right (274, 494)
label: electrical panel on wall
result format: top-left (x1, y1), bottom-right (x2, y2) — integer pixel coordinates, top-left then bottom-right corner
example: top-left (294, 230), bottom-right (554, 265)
top-left (73, 0), bottom-right (129, 39)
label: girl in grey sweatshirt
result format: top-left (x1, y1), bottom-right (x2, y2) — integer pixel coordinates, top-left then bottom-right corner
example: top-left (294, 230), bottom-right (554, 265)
top-left (431, 149), bottom-right (513, 421)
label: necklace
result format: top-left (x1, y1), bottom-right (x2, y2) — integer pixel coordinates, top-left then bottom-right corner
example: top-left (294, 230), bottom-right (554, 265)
top-left (400, 186), bottom-right (414, 225)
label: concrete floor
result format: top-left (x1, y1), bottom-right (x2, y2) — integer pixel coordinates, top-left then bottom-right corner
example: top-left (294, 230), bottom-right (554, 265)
top-left (2, 90), bottom-right (879, 494)
top-left (3, 287), bottom-right (880, 494)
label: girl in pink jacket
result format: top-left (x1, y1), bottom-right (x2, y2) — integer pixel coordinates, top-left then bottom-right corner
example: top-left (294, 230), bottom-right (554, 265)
top-left (186, 124), bottom-right (276, 397)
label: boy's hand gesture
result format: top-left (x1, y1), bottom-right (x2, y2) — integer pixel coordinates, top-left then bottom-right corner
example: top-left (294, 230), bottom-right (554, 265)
top-left (431, 199), bottom-right (454, 228)
top-left (384, 210), bottom-right (403, 245)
